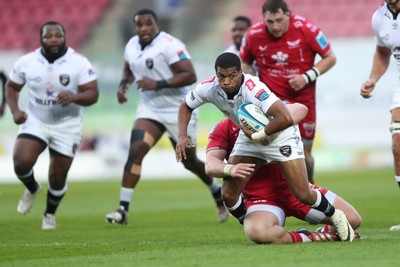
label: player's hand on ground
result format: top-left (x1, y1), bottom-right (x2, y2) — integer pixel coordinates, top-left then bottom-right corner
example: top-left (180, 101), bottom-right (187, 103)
top-left (229, 163), bottom-right (256, 178)
top-left (176, 136), bottom-right (195, 162)
top-left (137, 76), bottom-right (157, 91)
top-left (288, 74), bottom-right (306, 91)
top-left (57, 91), bottom-right (76, 107)
top-left (12, 109), bottom-right (28, 124)
top-left (117, 86), bottom-right (128, 104)
top-left (360, 79), bottom-right (376, 98)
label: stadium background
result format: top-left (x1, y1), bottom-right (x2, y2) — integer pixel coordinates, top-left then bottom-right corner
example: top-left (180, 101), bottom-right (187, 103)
top-left (0, 0), bottom-right (395, 183)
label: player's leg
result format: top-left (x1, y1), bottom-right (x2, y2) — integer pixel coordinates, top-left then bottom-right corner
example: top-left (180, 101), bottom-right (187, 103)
top-left (14, 135), bottom-right (46, 215)
top-left (303, 141), bottom-right (314, 183)
top-left (106, 119), bottom-right (164, 224)
top-left (170, 138), bottom-right (229, 223)
top-left (43, 149), bottom-right (74, 229)
top-left (280, 158), bottom-right (354, 241)
top-left (222, 155), bottom-right (262, 224)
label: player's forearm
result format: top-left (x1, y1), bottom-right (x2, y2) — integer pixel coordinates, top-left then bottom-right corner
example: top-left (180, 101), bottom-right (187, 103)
top-left (177, 103), bottom-right (193, 138)
top-left (5, 86), bottom-right (20, 113)
top-left (205, 154), bottom-right (230, 178)
top-left (74, 88), bottom-right (99, 106)
top-left (315, 51), bottom-right (336, 75)
top-left (167, 71), bottom-right (196, 88)
top-left (369, 49), bottom-right (391, 82)
top-left (241, 62), bottom-right (256, 75)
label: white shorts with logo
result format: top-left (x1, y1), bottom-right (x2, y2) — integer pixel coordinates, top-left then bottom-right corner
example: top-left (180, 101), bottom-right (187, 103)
top-left (390, 80), bottom-right (400, 111)
top-left (135, 102), bottom-right (199, 143)
top-left (230, 125), bottom-right (304, 163)
top-left (18, 114), bottom-right (83, 157)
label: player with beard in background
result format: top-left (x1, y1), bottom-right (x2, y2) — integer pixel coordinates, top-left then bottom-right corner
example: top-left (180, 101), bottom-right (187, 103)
top-left (240, 0), bottom-right (336, 184)
top-left (6, 21), bottom-right (99, 229)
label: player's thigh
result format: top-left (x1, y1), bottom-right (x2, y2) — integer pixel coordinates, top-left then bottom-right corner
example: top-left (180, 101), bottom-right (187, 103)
top-left (133, 119), bottom-right (165, 146)
top-left (13, 136), bottom-right (46, 168)
top-left (280, 159), bottom-right (310, 195)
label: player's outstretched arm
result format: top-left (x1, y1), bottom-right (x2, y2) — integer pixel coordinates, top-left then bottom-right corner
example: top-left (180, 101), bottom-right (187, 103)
top-left (176, 102), bottom-right (194, 162)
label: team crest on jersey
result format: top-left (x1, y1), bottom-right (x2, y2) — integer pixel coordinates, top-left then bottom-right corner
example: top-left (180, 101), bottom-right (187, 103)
top-left (146, 58), bottom-right (154, 69)
top-left (271, 51), bottom-right (288, 66)
top-left (59, 74), bottom-right (70, 86)
top-left (279, 145), bottom-right (292, 157)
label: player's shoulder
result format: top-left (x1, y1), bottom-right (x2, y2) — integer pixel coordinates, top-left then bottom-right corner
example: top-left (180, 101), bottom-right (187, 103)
top-left (246, 22), bottom-right (265, 37)
top-left (198, 75), bottom-right (218, 88)
top-left (291, 14), bottom-right (320, 34)
top-left (372, 3), bottom-right (388, 21)
top-left (69, 48), bottom-right (88, 59)
top-left (158, 31), bottom-right (182, 45)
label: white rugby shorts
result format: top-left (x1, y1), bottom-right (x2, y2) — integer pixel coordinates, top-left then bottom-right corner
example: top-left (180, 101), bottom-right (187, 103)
top-left (230, 125), bottom-right (304, 162)
top-left (18, 114), bottom-right (83, 157)
top-left (135, 102), bottom-right (199, 143)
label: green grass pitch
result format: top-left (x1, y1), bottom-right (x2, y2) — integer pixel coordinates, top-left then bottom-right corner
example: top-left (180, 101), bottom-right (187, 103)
top-left (1, 168), bottom-right (400, 266)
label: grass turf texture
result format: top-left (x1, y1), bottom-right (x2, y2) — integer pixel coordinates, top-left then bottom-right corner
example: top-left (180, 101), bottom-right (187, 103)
top-left (1, 168), bottom-right (400, 266)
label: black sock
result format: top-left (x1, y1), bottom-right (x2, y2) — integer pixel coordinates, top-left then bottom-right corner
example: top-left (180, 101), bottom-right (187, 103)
top-left (120, 201), bottom-right (130, 212)
top-left (45, 188), bottom-right (66, 215)
top-left (212, 188), bottom-right (224, 207)
top-left (227, 197), bottom-right (246, 224)
top-left (312, 191), bottom-right (335, 217)
top-left (18, 170), bottom-right (39, 193)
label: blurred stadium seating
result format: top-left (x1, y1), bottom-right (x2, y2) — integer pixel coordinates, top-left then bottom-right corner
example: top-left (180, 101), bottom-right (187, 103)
top-left (242, 0), bottom-right (384, 38)
top-left (0, 0), bottom-right (111, 51)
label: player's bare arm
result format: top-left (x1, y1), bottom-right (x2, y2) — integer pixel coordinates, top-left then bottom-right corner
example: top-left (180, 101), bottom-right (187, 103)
top-left (5, 80), bottom-right (27, 124)
top-left (286, 103), bottom-right (308, 124)
top-left (205, 149), bottom-right (255, 178)
top-left (58, 80), bottom-right (99, 107)
top-left (360, 45), bottom-right (392, 98)
top-left (117, 61), bottom-right (134, 104)
top-left (176, 102), bottom-right (195, 162)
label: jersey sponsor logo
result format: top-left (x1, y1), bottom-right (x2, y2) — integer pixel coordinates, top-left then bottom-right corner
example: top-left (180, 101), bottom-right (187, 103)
top-left (293, 21), bottom-right (303, 28)
top-left (88, 68), bottom-right (95, 75)
top-left (315, 31), bottom-right (328, 50)
top-left (177, 50), bottom-right (188, 60)
top-left (146, 58), bottom-right (154, 69)
top-left (46, 89), bottom-right (55, 97)
top-left (35, 97), bottom-right (58, 106)
top-left (190, 91), bottom-right (196, 101)
top-left (258, 45), bottom-right (268, 51)
top-left (245, 79), bottom-right (256, 91)
top-left (249, 28), bottom-right (263, 35)
top-left (255, 89), bottom-right (269, 101)
top-left (271, 51), bottom-right (288, 66)
top-left (59, 74), bottom-right (70, 86)
top-left (200, 76), bottom-right (216, 84)
top-left (28, 76), bottom-right (42, 83)
top-left (279, 145), bottom-right (292, 157)
top-left (393, 47), bottom-right (400, 60)
top-left (287, 39), bottom-right (301, 49)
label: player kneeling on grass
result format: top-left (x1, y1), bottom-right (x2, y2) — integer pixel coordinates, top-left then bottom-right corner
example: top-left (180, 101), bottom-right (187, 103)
top-left (205, 109), bottom-right (362, 244)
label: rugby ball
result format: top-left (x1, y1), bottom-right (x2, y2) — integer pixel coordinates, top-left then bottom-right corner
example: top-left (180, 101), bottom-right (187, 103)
top-left (237, 102), bottom-right (270, 132)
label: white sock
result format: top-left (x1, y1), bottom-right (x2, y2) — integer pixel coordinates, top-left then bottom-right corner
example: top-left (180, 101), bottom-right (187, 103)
top-left (120, 187), bottom-right (134, 203)
top-left (299, 233), bottom-right (312, 243)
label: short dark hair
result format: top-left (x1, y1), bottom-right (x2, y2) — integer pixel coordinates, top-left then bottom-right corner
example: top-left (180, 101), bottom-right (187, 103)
top-left (134, 9), bottom-right (157, 22)
top-left (262, 0), bottom-right (290, 14)
top-left (214, 52), bottom-right (241, 72)
top-left (233, 16), bottom-right (252, 27)
top-left (40, 21), bottom-right (65, 37)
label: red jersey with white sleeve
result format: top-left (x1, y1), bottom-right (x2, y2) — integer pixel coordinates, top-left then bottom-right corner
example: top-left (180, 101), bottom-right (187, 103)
top-left (207, 117), bottom-right (330, 221)
top-left (240, 15), bottom-right (332, 107)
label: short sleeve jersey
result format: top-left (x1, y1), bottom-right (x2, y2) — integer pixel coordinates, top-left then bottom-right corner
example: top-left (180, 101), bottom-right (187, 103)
top-left (185, 73), bottom-right (280, 126)
top-left (240, 15), bottom-right (332, 106)
top-left (9, 48), bottom-right (97, 124)
top-left (372, 3), bottom-right (400, 74)
top-left (124, 31), bottom-right (193, 113)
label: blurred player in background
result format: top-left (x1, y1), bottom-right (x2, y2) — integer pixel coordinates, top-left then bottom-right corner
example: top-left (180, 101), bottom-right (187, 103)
top-left (176, 52), bottom-right (354, 242)
top-left (360, 0), bottom-right (400, 231)
top-left (106, 9), bottom-right (228, 225)
top-left (6, 21), bottom-right (99, 230)
top-left (206, 116), bottom-right (362, 244)
top-left (0, 68), bottom-right (7, 116)
top-left (224, 16), bottom-right (252, 56)
top-left (240, 0), bottom-right (336, 183)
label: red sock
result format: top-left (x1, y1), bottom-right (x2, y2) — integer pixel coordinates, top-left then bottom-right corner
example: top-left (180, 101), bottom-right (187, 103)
top-left (289, 232), bottom-right (311, 243)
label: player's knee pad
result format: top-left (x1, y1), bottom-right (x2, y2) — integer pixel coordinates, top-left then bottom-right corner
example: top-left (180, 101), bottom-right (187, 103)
top-left (124, 160), bottom-right (142, 175)
top-left (129, 129), bottom-right (155, 147)
top-left (389, 121), bottom-right (400, 135)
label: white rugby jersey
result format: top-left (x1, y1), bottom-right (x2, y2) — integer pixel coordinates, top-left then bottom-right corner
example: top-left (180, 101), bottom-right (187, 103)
top-left (185, 73), bottom-right (279, 125)
top-left (124, 31), bottom-right (192, 113)
top-left (372, 3), bottom-right (400, 73)
top-left (9, 48), bottom-right (97, 124)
